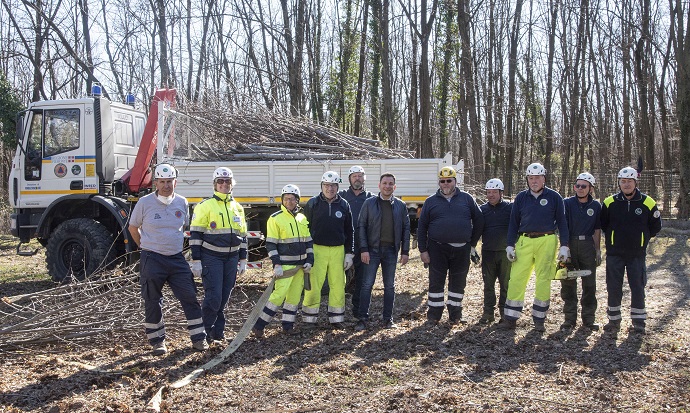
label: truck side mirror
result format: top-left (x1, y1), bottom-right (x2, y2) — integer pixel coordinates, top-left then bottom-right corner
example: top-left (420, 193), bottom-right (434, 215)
top-left (15, 111), bottom-right (25, 146)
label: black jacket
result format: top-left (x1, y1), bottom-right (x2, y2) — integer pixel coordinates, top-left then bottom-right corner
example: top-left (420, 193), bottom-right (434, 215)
top-left (304, 193), bottom-right (354, 253)
top-left (601, 189), bottom-right (662, 257)
top-left (358, 195), bottom-right (411, 256)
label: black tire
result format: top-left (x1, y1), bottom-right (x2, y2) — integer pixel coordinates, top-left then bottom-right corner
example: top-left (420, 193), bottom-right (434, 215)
top-left (46, 218), bottom-right (116, 282)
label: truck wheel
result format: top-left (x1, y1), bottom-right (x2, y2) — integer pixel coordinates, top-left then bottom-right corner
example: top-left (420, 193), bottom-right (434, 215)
top-left (46, 218), bottom-right (116, 282)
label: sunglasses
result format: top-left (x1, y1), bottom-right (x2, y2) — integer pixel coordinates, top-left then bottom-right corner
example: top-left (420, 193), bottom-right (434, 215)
top-left (438, 179), bottom-right (454, 184)
top-left (574, 184), bottom-right (589, 189)
top-left (216, 179), bottom-right (232, 184)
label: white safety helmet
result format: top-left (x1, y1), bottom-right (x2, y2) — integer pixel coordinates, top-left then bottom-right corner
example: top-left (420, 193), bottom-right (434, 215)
top-left (321, 171), bottom-right (341, 184)
top-left (213, 167), bottom-right (233, 180)
top-left (154, 163), bottom-right (177, 179)
top-left (348, 165), bottom-right (366, 176)
top-left (485, 178), bottom-right (504, 191)
top-left (526, 162), bottom-right (547, 176)
top-left (576, 172), bottom-right (596, 186)
top-left (617, 167), bottom-right (638, 181)
top-left (281, 184), bottom-right (301, 199)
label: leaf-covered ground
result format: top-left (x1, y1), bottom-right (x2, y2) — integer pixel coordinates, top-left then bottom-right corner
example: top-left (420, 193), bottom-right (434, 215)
top-left (0, 232), bottom-right (688, 412)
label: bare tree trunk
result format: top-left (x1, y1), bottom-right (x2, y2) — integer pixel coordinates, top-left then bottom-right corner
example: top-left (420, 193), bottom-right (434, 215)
top-left (458, 0), bottom-right (481, 171)
top-left (543, 0), bottom-right (558, 176)
top-left (155, 0), bottom-right (171, 87)
top-left (438, 1), bottom-right (454, 155)
top-left (32, 0), bottom-right (44, 101)
top-left (280, 0), bottom-right (306, 116)
top-left (381, 0), bottom-right (395, 147)
top-left (100, 0), bottom-right (123, 98)
top-left (674, 0), bottom-right (690, 218)
top-left (370, 0), bottom-right (382, 140)
top-left (354, 0), bottom-right (369, 137)
top-left (505, 0), bottom-right (523, 195)
top-left (307, 0), bottom-right (325, 123)
top-left (191, 0), bottom-right (212, 102)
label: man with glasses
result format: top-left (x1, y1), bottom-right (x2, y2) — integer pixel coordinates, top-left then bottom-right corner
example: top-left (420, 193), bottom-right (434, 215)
top-left (252, 184), bottom-right (313, 337)
top-left (190, 167), bottom-right (248, 344)
top-left (502, 162), bottom-right (569, 332)
top-left (128, 164), bottom-right (207, 355)
top-left (303, 171), bottom-right (355, 329)
top-left (601, 167), bottom-right (662, 335)
top-left (560, 172), bottom-right (601, 331)
top-left (338, 166), bottom-right (374, 318)
top-left (418, 166), bottom-right (484, 326)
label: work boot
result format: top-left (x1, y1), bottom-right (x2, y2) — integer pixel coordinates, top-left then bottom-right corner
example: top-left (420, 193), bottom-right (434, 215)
top-left (354, 320), bottom-right (367, 331)
top-left (560, 320), bottom-right (576, 331)
top-left (424, 319), bottom-right (440, 329)
top-left (498, 319), bottom-right (517, 330)
top-left (151, 341), bottom-right (167, 356)
top-left (479, 313), bottom-right (495, 325)
top-left (330, 322), bottom-right (346, 330)
top-left (383, 319), bottom-right (397, 329)
top-left (192, 340), bottom-right (209, 352)
top-left (603, 320), bottom-right (621, 332)
top-left (533, 320), bottom-right (546, 332)
top-left (252, 327), bottom-right (265, 338)
top-left (629, 323), bottom-right (646, 334)
top-left (302, 322), bottom-right (318, 331)
top-left (583, 321), bottom-right (600, 331)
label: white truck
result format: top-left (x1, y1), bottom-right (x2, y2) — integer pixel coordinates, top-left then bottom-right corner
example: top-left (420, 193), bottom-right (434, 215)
top-left (9, 88), bottom-right (464, 282)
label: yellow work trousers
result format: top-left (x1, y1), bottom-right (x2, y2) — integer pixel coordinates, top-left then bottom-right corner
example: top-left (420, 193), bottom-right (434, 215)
top-left (302, 244), bottom-right (345, 324)
top-left (255, 265), bottom-right (304, 331)
top-left (504, 234), bottom-right (558, 321)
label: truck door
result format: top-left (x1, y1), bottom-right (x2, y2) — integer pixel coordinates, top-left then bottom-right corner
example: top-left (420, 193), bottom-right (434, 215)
top-left (19, 106), bottom-right (88, 208)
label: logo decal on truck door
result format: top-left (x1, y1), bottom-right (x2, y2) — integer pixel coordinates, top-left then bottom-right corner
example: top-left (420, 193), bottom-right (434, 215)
top-left (54, 163), bottom-right (67, 178)
top-left (71, 165), bottom-right (81, 175)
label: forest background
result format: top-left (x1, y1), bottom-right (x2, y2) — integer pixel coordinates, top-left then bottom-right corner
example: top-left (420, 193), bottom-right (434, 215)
top-left (1, 0), bottom-right (690, 218)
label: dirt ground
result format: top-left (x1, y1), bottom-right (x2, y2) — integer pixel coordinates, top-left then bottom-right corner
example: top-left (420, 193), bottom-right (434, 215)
top-left (0, 230), bottom-right (689, 413)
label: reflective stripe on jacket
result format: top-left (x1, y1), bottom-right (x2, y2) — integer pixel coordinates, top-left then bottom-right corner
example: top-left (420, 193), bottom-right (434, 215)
top-left (190, 191), bottom-right (247, 260)
top-left (266, 204), bottom-right (314, 267)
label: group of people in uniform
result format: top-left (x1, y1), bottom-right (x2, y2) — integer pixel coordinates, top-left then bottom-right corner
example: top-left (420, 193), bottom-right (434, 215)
top-left (127, 160), bottom-right (662, 356)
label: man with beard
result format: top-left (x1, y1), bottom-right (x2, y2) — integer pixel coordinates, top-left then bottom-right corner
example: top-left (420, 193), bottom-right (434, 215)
top-left (417, 166), bottom-right (484, 326)
top-left (601, 166), bottom-right (662, 335)
top-left (355, 173), bottom-right (410, 330)
top-left (560, 172), bottom-right (601, 331)
top-left (338, 166), bottom-right (374, 318)
top-left (501, 162), bottom-right (569, 332)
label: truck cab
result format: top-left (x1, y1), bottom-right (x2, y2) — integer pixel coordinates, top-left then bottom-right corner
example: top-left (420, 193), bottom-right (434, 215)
top-left (9, 93), bottom-right (147, 281)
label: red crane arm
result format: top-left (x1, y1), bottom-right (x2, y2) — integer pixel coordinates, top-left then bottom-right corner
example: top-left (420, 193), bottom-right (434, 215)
top-left (120, 89), bottom-right (177, 193)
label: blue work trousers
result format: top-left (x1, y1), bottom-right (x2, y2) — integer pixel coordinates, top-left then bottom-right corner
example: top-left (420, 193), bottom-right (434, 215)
top-left (358, 245), bottom-right (398, 322)
top-left (201, 252), bottom-right (239, 340)
top-left (139, 250), bottom-right (206, 345)
top-left (427, 241), bottom-right (471, 322)
top-left (350, 253), bottom-right (364, 317)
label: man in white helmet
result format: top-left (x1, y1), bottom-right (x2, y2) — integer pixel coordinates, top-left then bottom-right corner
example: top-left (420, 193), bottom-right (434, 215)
top-left (478, 178), bottom-right (513, 324)
top-left (338, 165), bottom-right (374, 318)
top-left (189, 167), bottom-right (248, 344)
top-left (560, 172), bottom-right (601, 331)
top-left (600, 166), bottom-right (662, 335)
top-left (303, 171), bottom-right (355, 329)
top-left (502, 162), bottom-right (569, 332)
top-left (252, 184), bottom-right (313, 337)
top-left (128, 163), bottom-right (207, 355)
